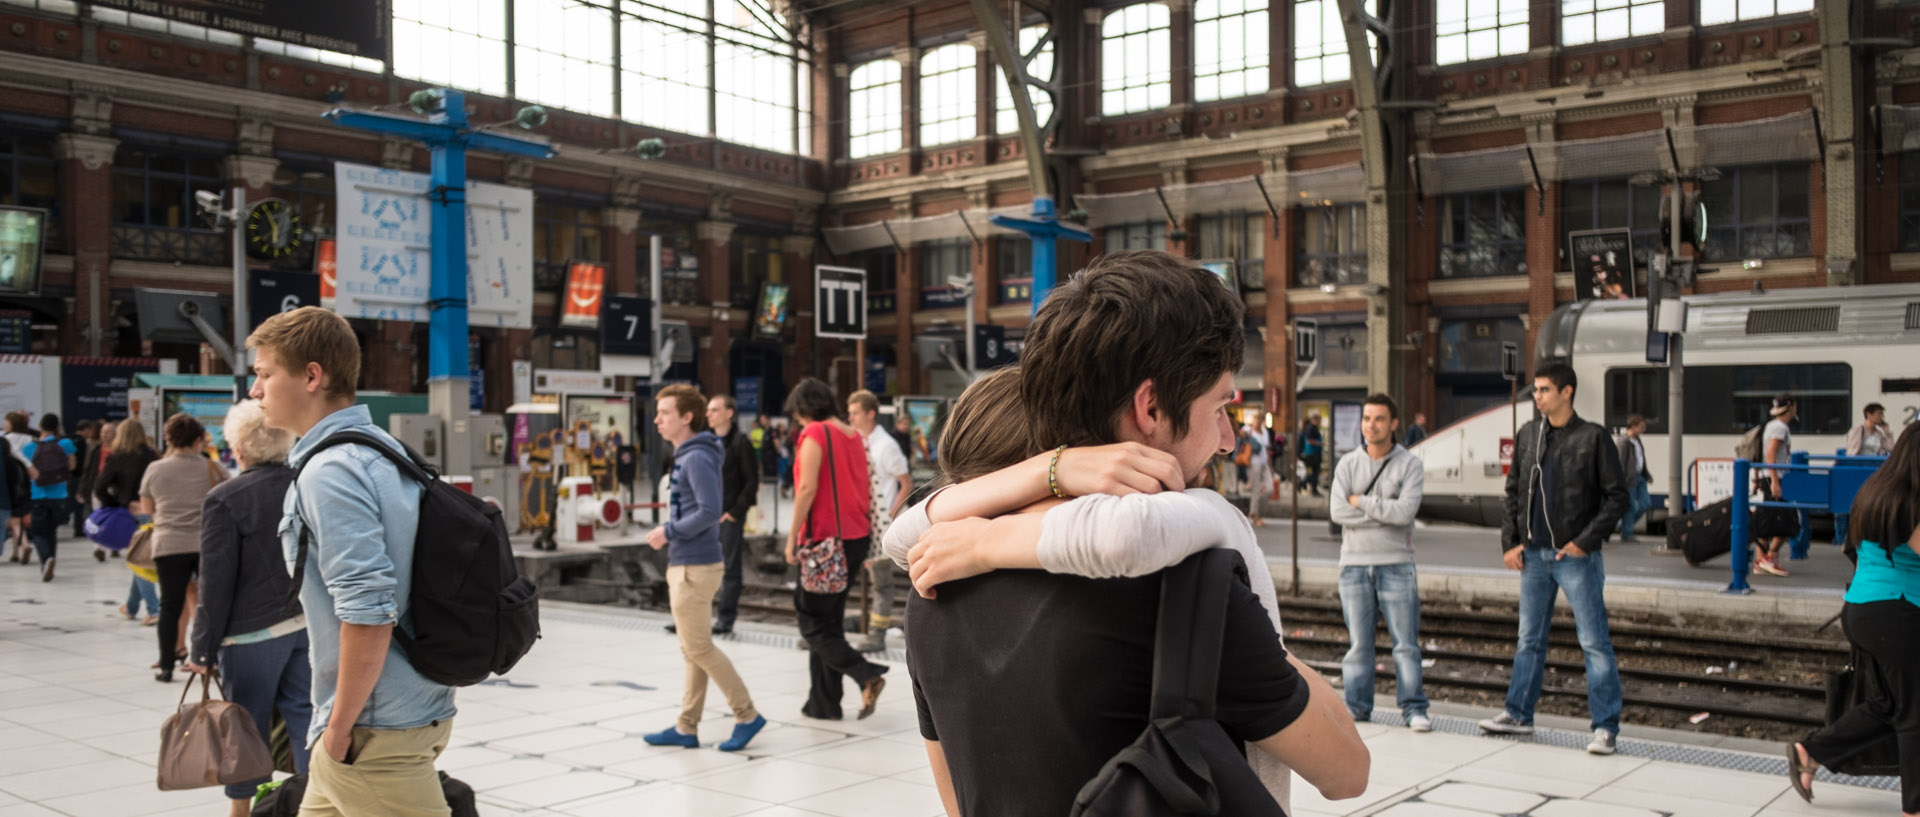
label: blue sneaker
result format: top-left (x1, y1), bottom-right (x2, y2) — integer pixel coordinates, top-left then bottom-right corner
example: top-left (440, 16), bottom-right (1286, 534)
top-left (717, 715), bottom-right (767, 752)
top-left (642, 726), bottom-right (698, 748)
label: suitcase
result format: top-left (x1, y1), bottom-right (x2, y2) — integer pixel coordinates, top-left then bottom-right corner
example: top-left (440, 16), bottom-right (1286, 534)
top-left (1669, 498), bottom-right (1733, 566)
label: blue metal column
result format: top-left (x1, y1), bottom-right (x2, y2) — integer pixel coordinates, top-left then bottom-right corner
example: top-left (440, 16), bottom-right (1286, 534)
top-left (1728, 459), bottom-right (1751, 593)
top-left (989, 197), bottom-right (1089, 315)
top-left (427, 90), bottom-right (471, 382)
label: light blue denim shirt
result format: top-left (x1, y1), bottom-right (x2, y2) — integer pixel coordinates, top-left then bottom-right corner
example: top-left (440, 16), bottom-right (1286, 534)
top-left (281, 405), bottom-right (453, 747)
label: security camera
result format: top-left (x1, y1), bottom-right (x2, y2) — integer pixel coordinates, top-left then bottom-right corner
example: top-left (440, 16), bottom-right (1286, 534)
top-left (194, 189), bottom-right (222, 214)
top-left (945, 275), bottom-right (972, 289)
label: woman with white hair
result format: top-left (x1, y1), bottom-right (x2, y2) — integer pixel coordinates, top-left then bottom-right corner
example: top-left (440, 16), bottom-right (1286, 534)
top-left (182, 399), bottom-right (311, 817)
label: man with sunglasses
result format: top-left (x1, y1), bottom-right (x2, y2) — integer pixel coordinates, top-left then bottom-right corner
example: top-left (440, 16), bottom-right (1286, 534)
top-left (1479, 363), bottom-right (1629, 756)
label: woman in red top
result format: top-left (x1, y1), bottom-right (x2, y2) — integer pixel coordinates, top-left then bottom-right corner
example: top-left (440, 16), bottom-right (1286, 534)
top-left (783, 377), bottom-right (888, 720)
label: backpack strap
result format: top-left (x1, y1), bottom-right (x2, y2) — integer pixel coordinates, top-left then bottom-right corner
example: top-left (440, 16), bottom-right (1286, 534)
top-left (282, 430), bottom-right (439, 617)
top-left (1148, 548), bottom-right (1242, 722)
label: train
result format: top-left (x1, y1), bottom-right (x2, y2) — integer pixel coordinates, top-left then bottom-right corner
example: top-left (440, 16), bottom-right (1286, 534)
top-left (1412, 282), bottom-right (1920, 528)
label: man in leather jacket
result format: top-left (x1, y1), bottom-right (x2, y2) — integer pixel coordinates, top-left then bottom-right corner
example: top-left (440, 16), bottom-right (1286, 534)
top-left (1479, 362), bottom-right (1629, 756)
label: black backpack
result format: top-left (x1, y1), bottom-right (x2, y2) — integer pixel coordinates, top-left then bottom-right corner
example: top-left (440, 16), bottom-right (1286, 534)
top-left (0, 439), bottom-right (27, 511)
top-left (1070, 549), bottom-right (1286, 817)
top-left (30, 437), bottom-right (70, 487)
top-left (285, 430), bottom-right (540, 687)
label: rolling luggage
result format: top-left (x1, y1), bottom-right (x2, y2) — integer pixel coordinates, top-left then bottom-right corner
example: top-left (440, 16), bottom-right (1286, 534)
top-left (1669, 498), bottom-right (1733, 566)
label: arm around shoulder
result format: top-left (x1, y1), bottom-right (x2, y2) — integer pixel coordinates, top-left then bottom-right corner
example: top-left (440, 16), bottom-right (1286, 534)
top-left (1035, 490), bottom-right (1249, 578)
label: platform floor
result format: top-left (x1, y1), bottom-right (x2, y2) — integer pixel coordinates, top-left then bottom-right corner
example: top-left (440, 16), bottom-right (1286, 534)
top-left (0, 542), bottom-right (1901, 817)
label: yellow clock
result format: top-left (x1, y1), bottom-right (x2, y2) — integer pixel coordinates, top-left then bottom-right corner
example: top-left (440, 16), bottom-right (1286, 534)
top-left (245, 198), bottom-right (303, 260)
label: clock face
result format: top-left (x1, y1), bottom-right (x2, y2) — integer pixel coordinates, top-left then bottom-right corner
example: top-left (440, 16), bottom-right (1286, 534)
top-left (245, 198), bottom-right (303, 260)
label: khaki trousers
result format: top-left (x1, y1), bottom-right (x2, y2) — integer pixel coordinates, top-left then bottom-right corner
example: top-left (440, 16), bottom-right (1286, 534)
top-left (299, 720), bottom-right (453, 817)
top-left (669, 562), bottom-right (759, 733)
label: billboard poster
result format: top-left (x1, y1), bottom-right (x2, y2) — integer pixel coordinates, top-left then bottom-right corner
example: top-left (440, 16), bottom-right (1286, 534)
top-left (85, 0), bottom-right (388, 57)
top-left (560, 261), bottom-right (606, 329)
top-left (0, 206), bottom-right (47, 295)
top-left (1568, 228), bottom-right (1635, 300)
top-left (901, 396), bottom-right (948, 482)
top-left (315, 236), bottom-right (337, 307)
top-left (754, 283), bottom-right (790, 338)
top-left (60, 357), bottom-right (161, 427)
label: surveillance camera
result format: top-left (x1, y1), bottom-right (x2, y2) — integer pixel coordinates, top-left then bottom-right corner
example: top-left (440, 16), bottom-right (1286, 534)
top-left (195, 190), bottom-right (222, 213)
top-left (945, 275), bottom-right (972, 289)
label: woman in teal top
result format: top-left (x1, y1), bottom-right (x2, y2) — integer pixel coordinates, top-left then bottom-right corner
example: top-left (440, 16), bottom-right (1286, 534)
top-left (1789, 423), bottom-right (1920, 814)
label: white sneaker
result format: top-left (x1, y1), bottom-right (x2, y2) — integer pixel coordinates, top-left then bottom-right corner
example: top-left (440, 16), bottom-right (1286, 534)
top-left (1587, 729), bottom-right (1617, 755)
top-left (1407, 714), bottom-right (1433, 733)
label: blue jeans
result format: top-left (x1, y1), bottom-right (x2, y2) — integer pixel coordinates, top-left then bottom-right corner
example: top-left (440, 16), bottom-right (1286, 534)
top-left (218, 629), bottom-right (313, 800)
top-left (1338, 563), bottom-right (1428, 720)
top-left (1619, 476), bottom-right (1651, 539)
top-left (126, 576), bottom-right (159, 616)
top-left (1504, 547), bottom-right (1623, 734)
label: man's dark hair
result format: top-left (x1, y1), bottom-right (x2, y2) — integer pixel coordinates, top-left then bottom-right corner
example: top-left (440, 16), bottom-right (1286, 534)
top-left (1625, 413), bottom-right (1645, 429)
top-left (38, 412), bottom-right (60, 434)
top-left (1535, 362), bottom-right (1577, 397)
top-left (712, 394), bottom-right (737, 412)
top-left (1018, 251), bottom-right (1244, 447)
top-left (1866, 402), bottom-right (1885, 417)
top-left (1362, 393), bottom-right (1398, 420)
top-left (784, 377), bottom-right (841, 422)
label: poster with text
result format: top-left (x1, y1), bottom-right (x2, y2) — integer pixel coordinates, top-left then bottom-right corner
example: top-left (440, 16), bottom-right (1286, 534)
top-left (333, 162), bottom-right (533, 327)
top-left (61, 358), bottom-right (161, 427)
top-left (1568, 229), bottom-right (1635, 300)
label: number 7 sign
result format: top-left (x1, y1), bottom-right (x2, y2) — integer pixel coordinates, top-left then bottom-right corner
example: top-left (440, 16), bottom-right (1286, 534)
top-left (815, 265), bottom-right (867, 340)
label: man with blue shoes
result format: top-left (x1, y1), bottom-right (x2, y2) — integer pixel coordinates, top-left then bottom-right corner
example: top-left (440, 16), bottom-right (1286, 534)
top-left (247, 307), bottom-right (452, 817)
top-left (643, 384), bottom-right (765, 752)
top-left (1481, 363), bottom-right (1629, 756)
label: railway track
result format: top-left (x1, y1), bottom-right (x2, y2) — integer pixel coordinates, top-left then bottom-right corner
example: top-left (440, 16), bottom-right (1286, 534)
top-left (633, 581), bottom-right (1846, 739)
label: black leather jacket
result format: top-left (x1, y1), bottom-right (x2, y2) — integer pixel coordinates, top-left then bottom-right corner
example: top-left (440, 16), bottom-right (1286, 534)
top-left (1501, 413), bottom-right (1629, 554)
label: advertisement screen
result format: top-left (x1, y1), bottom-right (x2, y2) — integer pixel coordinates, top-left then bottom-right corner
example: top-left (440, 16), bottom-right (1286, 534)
top-left (0, 206), bottom-right (47, 295)
top-left (561, 261), bottom-right (607, 329)
top-left (163, 389), bottom-right (235, 450)
top-left (901, 397), bottom-right (948, 482)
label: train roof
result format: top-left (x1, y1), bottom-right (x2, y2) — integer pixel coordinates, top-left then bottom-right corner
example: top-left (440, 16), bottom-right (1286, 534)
top-left (1537, 282), bottom-right (1920, 364)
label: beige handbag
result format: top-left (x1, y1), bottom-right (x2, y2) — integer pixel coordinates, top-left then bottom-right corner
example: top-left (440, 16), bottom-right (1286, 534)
top-left (157, 672), bottom-right (274, 791)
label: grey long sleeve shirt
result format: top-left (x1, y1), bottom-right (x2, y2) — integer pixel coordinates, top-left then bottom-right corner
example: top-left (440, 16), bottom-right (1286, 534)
top-left (1328, 444), bottom-right (1425, 567)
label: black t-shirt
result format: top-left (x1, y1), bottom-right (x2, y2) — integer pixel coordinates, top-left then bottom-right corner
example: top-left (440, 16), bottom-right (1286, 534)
top-left (908, 567), bottom-right (1308, 817)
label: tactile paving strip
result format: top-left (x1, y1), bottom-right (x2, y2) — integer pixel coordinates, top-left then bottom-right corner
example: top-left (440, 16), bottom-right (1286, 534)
top-left (541, 607), bottom-right (1896, 791)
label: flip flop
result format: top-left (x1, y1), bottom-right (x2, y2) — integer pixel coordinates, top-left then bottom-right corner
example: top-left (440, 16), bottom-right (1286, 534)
top-left (1786, 743), bottom-right (1815, 803)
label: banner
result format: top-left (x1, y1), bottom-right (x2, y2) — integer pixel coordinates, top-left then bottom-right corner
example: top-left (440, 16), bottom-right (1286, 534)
top-left (560, 262), bottom-right (606, 328)
top-left (316, 237), bottom-right (337, 307)
top-left (60, 357), bottom-right (162, 427)
top-left (85, 0), bottom-right (388, 57)
top-left (333, 162), bottom-right (534, 328)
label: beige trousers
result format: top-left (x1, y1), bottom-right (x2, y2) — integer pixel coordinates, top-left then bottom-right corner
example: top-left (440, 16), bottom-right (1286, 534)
top-left (299, 720), bottom-right (453, 817)
top-left (669, 562), bottom-right (759, 733)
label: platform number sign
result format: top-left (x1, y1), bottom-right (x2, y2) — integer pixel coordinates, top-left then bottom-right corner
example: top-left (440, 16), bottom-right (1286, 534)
top-left (815, 265), bottom-right (867, 340)
top-left (1500, 341), bottom-right (1521, 382)
top-left (601, 296), bottom-right (652, 358)
top-left (1293, 319), bottom-right (1318, 366)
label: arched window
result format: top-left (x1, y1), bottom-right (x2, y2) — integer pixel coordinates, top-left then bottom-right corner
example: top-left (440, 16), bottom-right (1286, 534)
top-left (849, 60), bottom-right (904, 158)
top-left (1193, 0), bottom-right (1268, 102)
top-left (1101, 3), bottom-right (1171, 116)
top-left (920, 43), bottom-right (978, 147)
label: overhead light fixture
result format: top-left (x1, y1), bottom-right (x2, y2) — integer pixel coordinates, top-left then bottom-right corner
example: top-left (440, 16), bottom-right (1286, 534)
top-left (1320, 282), bottom-right (1338, 294)
top-left (634, 137), bottom-right (668, 160)
top-left (406, 89), bottom-right (443, 115)
top-left (514, 105), bottom-right (548, 129)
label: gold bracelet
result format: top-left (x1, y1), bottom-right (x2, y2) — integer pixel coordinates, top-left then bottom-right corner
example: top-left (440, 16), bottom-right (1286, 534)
top-left (1048, 444), bottom-right (1070, 499)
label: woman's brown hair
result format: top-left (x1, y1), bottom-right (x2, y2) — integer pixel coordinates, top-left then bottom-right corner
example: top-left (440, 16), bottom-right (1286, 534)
top-left (1849, 421), bottom-right (1920, 559)
top-left (4, 411), bottom-right (27, 435)
top-left (113, 417), bottom-right (151, 456)
top-left (938, 367), bottom-right (1041, 487)
top-left (162, 413), bottom-right (205, 452)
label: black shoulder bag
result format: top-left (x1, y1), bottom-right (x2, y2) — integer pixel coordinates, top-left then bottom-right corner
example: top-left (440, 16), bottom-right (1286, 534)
top-left (1070, 548), bottom-right (1287, 817)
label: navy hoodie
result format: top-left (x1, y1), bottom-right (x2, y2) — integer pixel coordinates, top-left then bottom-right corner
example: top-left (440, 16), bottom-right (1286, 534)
top-left (664, 430), bottom-right (724, 566)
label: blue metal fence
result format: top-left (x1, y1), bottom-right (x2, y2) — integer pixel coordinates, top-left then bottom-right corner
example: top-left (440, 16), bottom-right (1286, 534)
top-left (1725, 451), bottom-right (1884, 593)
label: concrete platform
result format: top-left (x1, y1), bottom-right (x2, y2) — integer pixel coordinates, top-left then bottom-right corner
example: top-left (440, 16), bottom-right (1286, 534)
top-left (0, 548), bottom-right (1898, 817)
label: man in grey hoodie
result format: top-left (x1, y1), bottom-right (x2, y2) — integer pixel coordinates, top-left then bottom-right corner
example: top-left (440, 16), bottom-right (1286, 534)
top-left (1328, 393), bottom-right (1429, 731)
top-left (644, 385), bottom-right (765, 752)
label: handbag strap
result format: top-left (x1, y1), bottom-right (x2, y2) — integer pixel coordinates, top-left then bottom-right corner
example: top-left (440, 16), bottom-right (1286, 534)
top-left (819, 425), bottom-right (843, 542)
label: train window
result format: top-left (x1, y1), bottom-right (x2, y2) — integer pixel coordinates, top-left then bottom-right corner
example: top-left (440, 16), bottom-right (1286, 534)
top-left (1606, 363), bottom-right (1852, 436)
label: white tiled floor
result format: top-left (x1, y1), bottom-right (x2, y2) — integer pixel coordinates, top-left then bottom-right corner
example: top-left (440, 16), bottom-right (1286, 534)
top-left (0, 537), bottom-right (1905, 817)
